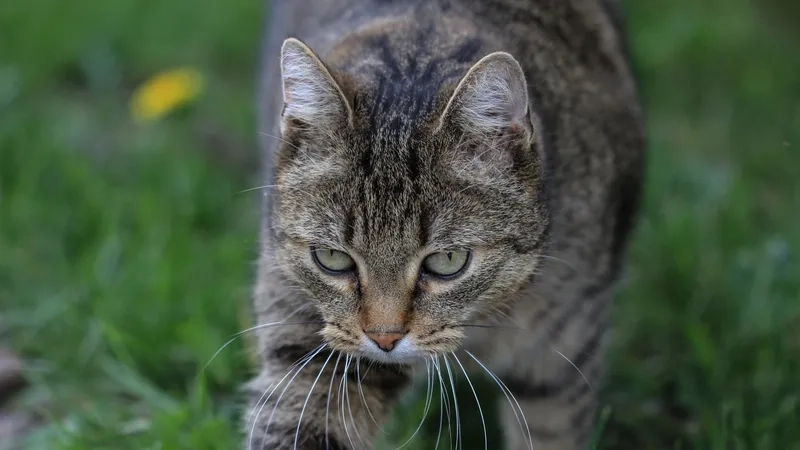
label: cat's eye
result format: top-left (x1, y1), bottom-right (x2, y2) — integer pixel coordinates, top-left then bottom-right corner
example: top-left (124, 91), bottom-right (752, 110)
top-left (312, 247), bottom-right (355, 273)
top-left (422, 250), bottom-right (471, 278)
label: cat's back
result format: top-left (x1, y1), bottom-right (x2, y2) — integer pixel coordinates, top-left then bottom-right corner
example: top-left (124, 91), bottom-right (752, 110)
top-left (261, 0), bottom-right (635, 91)
top-left (260, 0), bottom-right (640, 143)
top-left (260, 0), bottom-right (640, 138)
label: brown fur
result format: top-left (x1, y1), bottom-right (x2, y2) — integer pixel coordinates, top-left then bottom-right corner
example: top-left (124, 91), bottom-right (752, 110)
top-left (247, 0), bottom-right (644, 448)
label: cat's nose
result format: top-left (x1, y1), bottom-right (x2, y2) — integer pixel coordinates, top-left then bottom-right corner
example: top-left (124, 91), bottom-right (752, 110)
top-left (365, 331), bottom-right (405, 352)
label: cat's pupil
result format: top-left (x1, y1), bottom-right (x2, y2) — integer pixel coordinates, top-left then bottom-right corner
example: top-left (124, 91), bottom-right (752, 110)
top-left (447, 252), bottom-right (453, 261)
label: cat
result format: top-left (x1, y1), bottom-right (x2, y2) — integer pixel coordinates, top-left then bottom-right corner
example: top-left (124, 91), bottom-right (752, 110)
top-left (246, 0), bottom-right (644, 448)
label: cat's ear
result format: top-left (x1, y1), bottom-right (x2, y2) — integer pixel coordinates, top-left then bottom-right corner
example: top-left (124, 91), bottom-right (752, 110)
top-left (280, 38), bottom-right (352, 133)
top-left (437, 52), bottom-right (530, 138)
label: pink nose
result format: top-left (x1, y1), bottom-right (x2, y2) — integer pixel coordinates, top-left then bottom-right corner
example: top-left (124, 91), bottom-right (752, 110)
top-left (365, 332), bottom-right (405, 352)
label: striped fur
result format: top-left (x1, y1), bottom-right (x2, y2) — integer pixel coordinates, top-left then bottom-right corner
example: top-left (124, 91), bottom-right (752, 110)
top-left (248, 0), bottom-right (644, 448)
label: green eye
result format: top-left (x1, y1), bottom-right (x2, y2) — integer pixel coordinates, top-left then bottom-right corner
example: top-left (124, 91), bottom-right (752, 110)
top-left (422, 250), bottom-right (470, 278)
top-left (312, 247), bottom-right (355, 273)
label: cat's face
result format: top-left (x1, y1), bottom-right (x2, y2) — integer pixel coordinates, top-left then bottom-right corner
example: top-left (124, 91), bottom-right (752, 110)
top-left (268, 39), bottom-right (548, 364)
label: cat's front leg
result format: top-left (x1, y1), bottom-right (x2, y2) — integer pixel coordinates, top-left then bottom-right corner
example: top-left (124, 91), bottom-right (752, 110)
top-left (500, 375), bottom-right (599, 450)
top-left (496, 301), bottom-right (607, 450)
top-left (244, 346), bottom-right (409, 450)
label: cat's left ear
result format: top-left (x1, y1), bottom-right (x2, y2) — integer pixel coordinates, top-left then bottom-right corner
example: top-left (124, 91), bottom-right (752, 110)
top-left (436, 52), bottom-right (531, 139)
top-left (279, 38), bottom-right (352, 134)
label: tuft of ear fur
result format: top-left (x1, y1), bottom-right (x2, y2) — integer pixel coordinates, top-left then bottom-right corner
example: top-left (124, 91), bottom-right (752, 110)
top-left (437, 52), bottom-right (530, 137)
top-left (280, 38), bottom-right (351, 133)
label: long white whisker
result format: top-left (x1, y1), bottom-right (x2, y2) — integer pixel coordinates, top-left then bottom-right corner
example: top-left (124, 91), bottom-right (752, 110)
top-left (202, 305), bottom-right (311, 373)
top-left (237, 184), bottom-right (317, 199)
top-left (537, 254), bottom-right (584, 276)
top-left (434, 358), bottom-right (444, 450)
top-left (464, 349), bottom-right (533, 450)
top-left (248, 372), bottom-right (292, 446)
top-left (356, 356), bottom-right (385, 433)
top-left (325, 353), bottom-right (342, 449)
top-left (339, 355), bottom-right (356, 450)
top-left (551, 346), bottom-right (593, 393)
top-left (434, 356), bottom-right (453, 450)
top-left (344, 355), bottom-right (365, 446)
top-left (451, 352), bottom-right (487, 449)
top-left (249, 344), bottom-right (325, 450)
top-left (442, 354), bottom-right (462, 450)
top-left (262, 345), bottom-right (327, 447)
top-left (294, 350), bottom-right (334, 449)
top-left (237, 184), bottom-right (279, 194)
top-left (396, 358), bottom-right (434, 449)
top-left (247, 343), bottom-right (323, 448)
top-left (488, 305), bottom-right (517, 325)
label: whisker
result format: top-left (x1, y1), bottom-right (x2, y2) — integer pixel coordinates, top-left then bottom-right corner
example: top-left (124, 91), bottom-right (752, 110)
top-left (456, 323), bottom-right (525, 331)
top-left (537, 254), bottom-right (589, 279)
top-left (360, 359), bottom-right (376, 381)
top-left (488, 305), bottom-right (518, 324)
top-left (201, 305), bottom-right (317, 374)
top-left (246, 343), bottom-right (321, 430)
top-left (396, 357), bottom-right (435, 449)
top-left (434, 359), bottom-right (445, 450)
top-left (338, 356), bottom-right (347, 447)
top-left (464, 349), bottom-right (533, 450)
top-left (529, 267), bottom-right (575, 285)
top-left (325, 353), bottom-right (342, 449)
top-left (247, 343), bottom-right (326, 450)
top-left (344, 355), bottom-right (365, 446)
top-left (262, 345), bottom-right (328, 446)
top-left (237, 184), bottom-right (279, 194)
top-left (551, 346), bottom-right (593, 393)
top-left (356, 357), bottom-right (385, 433)
top-left (238, 184), bottom-right (317, 199)
top-left (435, 357), bottom-right (454, 450)
top-left (248, 375), bottom-right (288, 445)
top-left (451, 352), bottom-right (487, 449)
top-left (294, 350), bottom-right (334, 449)
top-left (339, 355), bottom-right (357, 450)
top-left (442, 354), bottom-right (462, 450)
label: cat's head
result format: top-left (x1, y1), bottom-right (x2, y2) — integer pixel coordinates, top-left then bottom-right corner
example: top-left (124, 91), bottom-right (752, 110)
top-left (267, 38), bottom-right (549, 363)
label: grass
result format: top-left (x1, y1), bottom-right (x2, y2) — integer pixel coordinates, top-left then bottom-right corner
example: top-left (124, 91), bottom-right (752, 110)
top-left (1, 0), bottom-right (798, 448)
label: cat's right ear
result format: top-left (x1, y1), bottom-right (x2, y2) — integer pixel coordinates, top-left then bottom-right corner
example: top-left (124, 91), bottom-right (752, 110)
top-left (279, 38), bottom-right (352, 134)
top-left (435, 51), bottom-right (531, 140)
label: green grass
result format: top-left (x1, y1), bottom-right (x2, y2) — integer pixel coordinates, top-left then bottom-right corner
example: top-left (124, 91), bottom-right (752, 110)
top-left (1, 0), bottom-right (798, 449)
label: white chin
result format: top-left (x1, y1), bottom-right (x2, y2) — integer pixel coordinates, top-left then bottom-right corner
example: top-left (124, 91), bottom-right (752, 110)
top-left (358, 336), bottom-right (422, 364)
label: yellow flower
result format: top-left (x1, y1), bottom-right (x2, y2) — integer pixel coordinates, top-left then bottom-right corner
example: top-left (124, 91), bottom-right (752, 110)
top-left (130, 67), bottom-right (205, 123)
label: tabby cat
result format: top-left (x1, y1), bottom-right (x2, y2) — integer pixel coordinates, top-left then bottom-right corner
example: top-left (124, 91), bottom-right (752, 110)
top-left (247, 0), bottom-right (644, 448)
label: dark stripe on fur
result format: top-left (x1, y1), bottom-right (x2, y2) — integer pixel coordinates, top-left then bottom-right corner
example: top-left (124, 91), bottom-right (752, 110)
top-left (503, 377), bottom-right (571, 399)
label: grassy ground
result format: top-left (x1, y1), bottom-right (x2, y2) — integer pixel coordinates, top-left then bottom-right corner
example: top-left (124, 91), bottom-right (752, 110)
top-left (1, 0), bottom-right (798, 449)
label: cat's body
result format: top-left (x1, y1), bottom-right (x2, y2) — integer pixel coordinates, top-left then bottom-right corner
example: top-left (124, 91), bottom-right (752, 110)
top-left (248, 0), bottom-right (643, 449)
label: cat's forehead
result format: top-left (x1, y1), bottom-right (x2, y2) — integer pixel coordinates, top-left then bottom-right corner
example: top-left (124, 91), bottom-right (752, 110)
top-left (337, 158), bottom-right (431, 258)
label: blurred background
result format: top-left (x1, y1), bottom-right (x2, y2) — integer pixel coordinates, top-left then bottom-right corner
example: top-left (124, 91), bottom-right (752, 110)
top-left (1, 0), bottom-right (798, 448)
